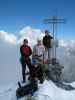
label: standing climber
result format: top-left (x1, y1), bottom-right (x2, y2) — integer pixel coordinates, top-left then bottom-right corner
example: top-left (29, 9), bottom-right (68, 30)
top-left (43, 30), bottom-right (53, 62)
top-left (20, 39), bottom-right (32, 83)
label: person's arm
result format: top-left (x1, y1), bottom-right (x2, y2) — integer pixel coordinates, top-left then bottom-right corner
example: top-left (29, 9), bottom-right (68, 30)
top-left (43, 36), bottom-right (46, 47)
top-left (20, 46), bottom-right (23, 56)
top-left (49, 35), bottom-right (53, 39)
top-left (29, 46), bottom-right (32, 56)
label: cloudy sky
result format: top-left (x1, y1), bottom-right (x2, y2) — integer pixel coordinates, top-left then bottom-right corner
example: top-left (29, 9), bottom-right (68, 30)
top-left (0, 0), bottom-right (75, 84)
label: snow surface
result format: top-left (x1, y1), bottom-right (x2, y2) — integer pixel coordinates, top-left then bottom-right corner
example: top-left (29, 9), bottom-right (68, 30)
top-left (0, 80), bottom-right (75, 100)
top-left (34, 80), bottom-right (75, 100)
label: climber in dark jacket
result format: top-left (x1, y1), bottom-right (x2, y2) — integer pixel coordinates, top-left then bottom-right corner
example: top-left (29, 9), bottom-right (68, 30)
top-left (20, 39), bottom-right (32, 83)
top-left (43, 30), bottom-right (53, 61)
top-left (43, 30), bottom-right (53, 48)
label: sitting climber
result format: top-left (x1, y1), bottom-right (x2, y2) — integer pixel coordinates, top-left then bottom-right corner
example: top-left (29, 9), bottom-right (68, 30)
top-left (31, 58), bottom-right (44, 84)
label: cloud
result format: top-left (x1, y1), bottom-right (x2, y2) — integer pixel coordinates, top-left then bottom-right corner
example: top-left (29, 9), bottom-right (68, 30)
top-left (55, 39), bottom-right (75, 82)
top-left (59, 39), bottom-right (75, 56)
top-left (0, 26), bottom-right (75, 48)
top-left (59, 39), bottom-right (75, 48)
top-left (18, 26), bottom-right (44, 45)
top-left (0, 26), bottom-right (44, 46)
top-left (59, 40), bottom-right (68, 47)
top-left (0, 31), bottom-right (17, 45)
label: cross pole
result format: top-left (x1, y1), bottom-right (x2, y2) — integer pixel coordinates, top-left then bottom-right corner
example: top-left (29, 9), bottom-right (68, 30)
top-left (43, 16), bottom-right (66, 59)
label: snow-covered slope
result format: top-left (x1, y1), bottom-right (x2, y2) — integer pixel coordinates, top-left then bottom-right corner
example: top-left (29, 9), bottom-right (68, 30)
top-left (34, 80), bottom-right (75, 100)
top-left (0, 80), bottom-right (75, 100)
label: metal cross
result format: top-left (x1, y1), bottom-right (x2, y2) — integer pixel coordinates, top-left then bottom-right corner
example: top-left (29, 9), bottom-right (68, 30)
top-left (43, 16), bottom-right (66, 58)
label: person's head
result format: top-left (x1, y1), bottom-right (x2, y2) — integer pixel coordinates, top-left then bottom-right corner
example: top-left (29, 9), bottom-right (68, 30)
top-left (37, 39), bottom-right (41, 45)
top-left (23, 39), bottom-right (28, 46)
top-left (45, 30), bottom-right (49, 36)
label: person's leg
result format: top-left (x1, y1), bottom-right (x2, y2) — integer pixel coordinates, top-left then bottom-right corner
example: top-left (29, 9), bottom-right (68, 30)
top-left (48, 48), bottom-right (51, 62)
top-left (26, 59), bottom-right (33, 80)
top-left (21, 61), bottom-right (26, 82)
top-left (37, 64), bottom-right (44, 83)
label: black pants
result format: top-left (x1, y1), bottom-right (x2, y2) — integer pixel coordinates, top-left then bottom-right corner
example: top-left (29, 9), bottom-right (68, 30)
top-left (21, 58), bottom-right (32, 81)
